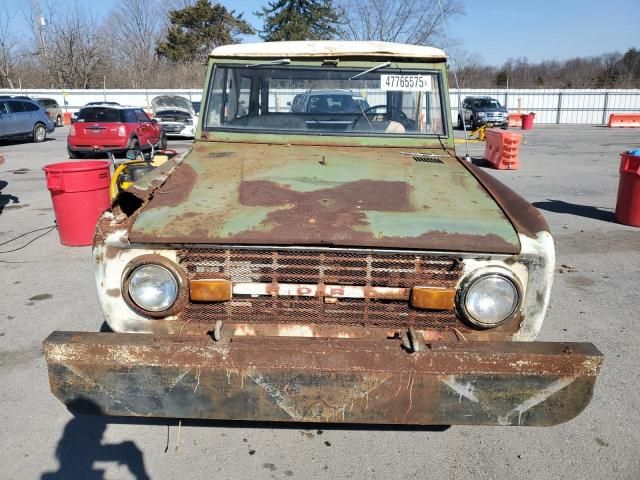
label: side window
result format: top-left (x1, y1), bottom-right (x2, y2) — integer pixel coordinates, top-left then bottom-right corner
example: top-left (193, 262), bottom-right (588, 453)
top-left (135, 109), bottom-right (150, 122)
top-left (0, 102), bottom-right (8, 114)
top-left (7, 101), bottom-right (25, 113)
top-left (23, 102), bottom-right (39, 112)
top-left (237, 77), bottom-right (251, 117)
top-left (223, 72), bottom-right (251, 119)
top-left (124, 110), bottom-right (137, 123)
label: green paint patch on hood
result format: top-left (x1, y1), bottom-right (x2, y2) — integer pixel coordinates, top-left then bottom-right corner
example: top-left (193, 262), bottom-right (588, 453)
top-left (129, 142), bottom-right (520, 253)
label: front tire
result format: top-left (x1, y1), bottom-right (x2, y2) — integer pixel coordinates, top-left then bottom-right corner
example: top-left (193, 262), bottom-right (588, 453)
top-left (33, 123), bottom-right (47, 143)
top-left (457, 115), bottom-right (463, 129)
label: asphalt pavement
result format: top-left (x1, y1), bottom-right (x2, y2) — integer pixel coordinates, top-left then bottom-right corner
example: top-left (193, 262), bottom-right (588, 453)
top-left (0, 125), bottom-right (638, 479)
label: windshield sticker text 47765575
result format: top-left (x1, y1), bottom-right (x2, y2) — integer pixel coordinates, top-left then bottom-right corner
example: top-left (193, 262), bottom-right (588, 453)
top-left (380, 74), bottom-right (432, 91)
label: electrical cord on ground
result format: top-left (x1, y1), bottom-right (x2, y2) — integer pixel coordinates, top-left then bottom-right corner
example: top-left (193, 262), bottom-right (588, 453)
top-left (0, 224), bottom-right (57, 253)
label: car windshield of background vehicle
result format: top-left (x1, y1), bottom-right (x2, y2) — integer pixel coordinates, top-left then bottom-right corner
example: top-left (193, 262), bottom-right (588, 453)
top-left (77, 107), bottom-right (122, 123)
top-left (477, 99), bottom-right (502, 109)
top-left (204, 66), bottom-right (445, 136)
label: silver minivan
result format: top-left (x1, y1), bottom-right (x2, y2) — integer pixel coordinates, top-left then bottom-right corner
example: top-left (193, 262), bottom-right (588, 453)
top-left (0, 98), bottom-right (56, 143)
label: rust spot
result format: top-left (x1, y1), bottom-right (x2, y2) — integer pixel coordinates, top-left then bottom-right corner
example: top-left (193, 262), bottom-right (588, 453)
top-left (223, 179), bottom-right (415, 245)
top-left (106, 288), bottom-right (121, 298)
top-left (239, 180), bottom-right (413, 212)
top-left (143, 163), bottom-right (198, 209)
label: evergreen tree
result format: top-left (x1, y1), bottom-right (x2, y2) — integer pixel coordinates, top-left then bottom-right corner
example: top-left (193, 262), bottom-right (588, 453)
top-left (157, 0), bottom-right (254, 63)
top-left (258, 0), bottom-right (340, 41)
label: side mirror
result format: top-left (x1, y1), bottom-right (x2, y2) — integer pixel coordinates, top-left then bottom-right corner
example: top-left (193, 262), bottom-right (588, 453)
top-left (286, 101), bottom-right (292, 106)
top-left (151, 118), bottom-right (158, 123)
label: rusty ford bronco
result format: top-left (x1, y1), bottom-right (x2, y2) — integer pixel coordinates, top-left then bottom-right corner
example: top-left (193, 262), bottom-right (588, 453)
top-left (44, 41), bottom-right (602, 426)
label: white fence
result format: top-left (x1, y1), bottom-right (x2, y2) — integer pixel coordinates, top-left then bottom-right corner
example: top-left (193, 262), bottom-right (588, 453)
top-left (2, 88), bottom-right (640, 125)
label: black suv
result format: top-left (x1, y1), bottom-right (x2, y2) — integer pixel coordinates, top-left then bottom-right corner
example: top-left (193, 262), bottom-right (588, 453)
top-left (459, 96), bottom-right (508, 129)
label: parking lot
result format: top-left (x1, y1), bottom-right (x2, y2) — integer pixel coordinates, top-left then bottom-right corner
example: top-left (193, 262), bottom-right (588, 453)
top-left (0, 125), bottom-right (638, 479)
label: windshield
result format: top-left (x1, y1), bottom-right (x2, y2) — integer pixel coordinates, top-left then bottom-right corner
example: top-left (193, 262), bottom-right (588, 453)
top-left (474, 99), bottom-right (502, 109)
top-left (204, 65), bottom-right (445, 136)
top-left (77, 107), bottom-right (123, 122)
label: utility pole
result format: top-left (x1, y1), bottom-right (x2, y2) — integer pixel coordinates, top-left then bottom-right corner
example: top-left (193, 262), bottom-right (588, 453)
top-left (39, 15), bottom-right (47, 59)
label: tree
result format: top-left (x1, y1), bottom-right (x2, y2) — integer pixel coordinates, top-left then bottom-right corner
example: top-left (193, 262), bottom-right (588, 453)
top-left (105, 0), bottom-right (164, 88)
top-left (48, 9), bottom-right (108, 88)
top-left (157, 0), bottom-right (254, 64)
top-left (258, 0), bottom-right (340, 41)
top-left (0, 2), bottom-right (17, 88)
top-left (339, 0), bottom-right (463, 46)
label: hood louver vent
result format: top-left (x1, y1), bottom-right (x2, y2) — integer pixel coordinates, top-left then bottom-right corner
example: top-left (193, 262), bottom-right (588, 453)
top-left (413, 156), bottom-right (444, 164)
top-left (208, 152), bottom-right (235, 158)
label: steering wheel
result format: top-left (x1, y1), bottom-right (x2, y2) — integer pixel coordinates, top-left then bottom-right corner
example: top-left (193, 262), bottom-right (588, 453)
top-left (354, 105), bottom-right (408, 129)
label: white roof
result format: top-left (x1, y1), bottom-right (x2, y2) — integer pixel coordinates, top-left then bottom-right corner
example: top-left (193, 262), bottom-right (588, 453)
top-left (211, 41), bottom-right (446, 60)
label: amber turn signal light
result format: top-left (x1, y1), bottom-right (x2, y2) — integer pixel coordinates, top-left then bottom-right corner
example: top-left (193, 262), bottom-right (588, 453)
top-left (189, 279), bottom-right (232, 302)
top-left (410, 287), bottom-right (455, 310)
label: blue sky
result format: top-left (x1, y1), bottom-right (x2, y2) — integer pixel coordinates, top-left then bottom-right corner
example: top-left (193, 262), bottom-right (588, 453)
top-left (42, 0), bottom-right (640, 65)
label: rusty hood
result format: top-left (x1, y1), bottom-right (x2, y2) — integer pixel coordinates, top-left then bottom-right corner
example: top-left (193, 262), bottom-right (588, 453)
top-left (127, 143), bottom-right (521, 253)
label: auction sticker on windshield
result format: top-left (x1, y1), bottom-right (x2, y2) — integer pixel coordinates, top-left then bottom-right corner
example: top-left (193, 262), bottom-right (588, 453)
top-left (380, 74), bottom-right (432, 91)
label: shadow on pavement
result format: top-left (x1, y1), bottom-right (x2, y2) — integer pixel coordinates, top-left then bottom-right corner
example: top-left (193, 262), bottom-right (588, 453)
top-left (0, 180), bottom-right (20, 215)
top-left (41, 400), bottom-right (151, 480)
top-left (533, 199), bottom-right (614, 222)
top-left (41, 395), bottom-right (449, 479)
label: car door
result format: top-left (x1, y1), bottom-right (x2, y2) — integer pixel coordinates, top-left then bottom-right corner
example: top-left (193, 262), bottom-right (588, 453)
top-left (7, 100), bottom-right (30, 134)
top-left (0, 101), bottom-right (17, 136)
top-left (135, 109), bottom-right (159, 146)
top-left (463, 99), bottom-right (471, 123)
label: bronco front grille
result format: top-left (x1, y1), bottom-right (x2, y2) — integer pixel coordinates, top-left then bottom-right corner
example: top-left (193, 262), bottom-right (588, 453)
top-left (177, 248), bottom-right (467, 331)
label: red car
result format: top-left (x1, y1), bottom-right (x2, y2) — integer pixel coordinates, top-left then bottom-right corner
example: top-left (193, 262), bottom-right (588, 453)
top-left (67, 105), bottom-right (167, 158)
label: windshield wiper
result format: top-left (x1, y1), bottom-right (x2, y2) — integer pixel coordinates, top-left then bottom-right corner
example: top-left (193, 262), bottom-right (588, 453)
top-left (349, 61), bottom-right (391, 80)
top-left (246, 58), bottom-right (291, 68)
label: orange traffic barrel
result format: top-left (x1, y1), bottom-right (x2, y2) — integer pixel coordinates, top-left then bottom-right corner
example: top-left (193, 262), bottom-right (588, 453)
top-left (63, 112), bottom-right (72, 125)
top-left (615, 151), bottom-right (640, 227)
top-left (43, 161), bottom-right (111, 246)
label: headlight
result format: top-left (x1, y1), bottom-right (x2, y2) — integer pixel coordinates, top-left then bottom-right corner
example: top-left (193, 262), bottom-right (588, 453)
top-left (127, 264), bottom-right (178, 312)
top-left (477, 112), bottom-right (485, 117)
top-left (457, 268), bottom-right (521, 328)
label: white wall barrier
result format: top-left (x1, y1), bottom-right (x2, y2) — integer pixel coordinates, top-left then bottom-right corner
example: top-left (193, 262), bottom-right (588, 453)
top-left (1, 88), bottom-right (639, 125)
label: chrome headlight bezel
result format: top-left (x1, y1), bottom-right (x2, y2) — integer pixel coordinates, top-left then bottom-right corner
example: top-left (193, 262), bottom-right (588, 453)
top-left (456, 267), bottom-right (523, 329)
top-left (121, 255), bottom-right (187, 318)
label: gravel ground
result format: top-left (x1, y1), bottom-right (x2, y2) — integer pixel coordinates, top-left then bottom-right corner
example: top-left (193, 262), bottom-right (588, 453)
top-left (0, 125), bottom-right (638, 480)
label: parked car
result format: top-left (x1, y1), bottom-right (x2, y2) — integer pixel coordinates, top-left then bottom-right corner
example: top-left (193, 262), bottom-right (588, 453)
top-left (290, 89), bottom-right (370, 113)
top-left (152, 95), bottom-right (197, 138)
top-left (35, 98), bottom-right (64, 127)
top-left (459, 96), bottom-right (509, 129)
top-left (45, 41), bottom-right (602, 428)
top-left (0, 97), bottom-right (55, 143)
top-left (67, 105), bottom-right (167, 158)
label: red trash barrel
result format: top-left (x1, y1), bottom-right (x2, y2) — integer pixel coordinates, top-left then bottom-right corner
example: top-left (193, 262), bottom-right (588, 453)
top-left (521, 112), bottom-right (536, 130)
top-left (614, 152), bottom-right (640, 227)
top-left (43, 161), bottom-right (111, 246)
